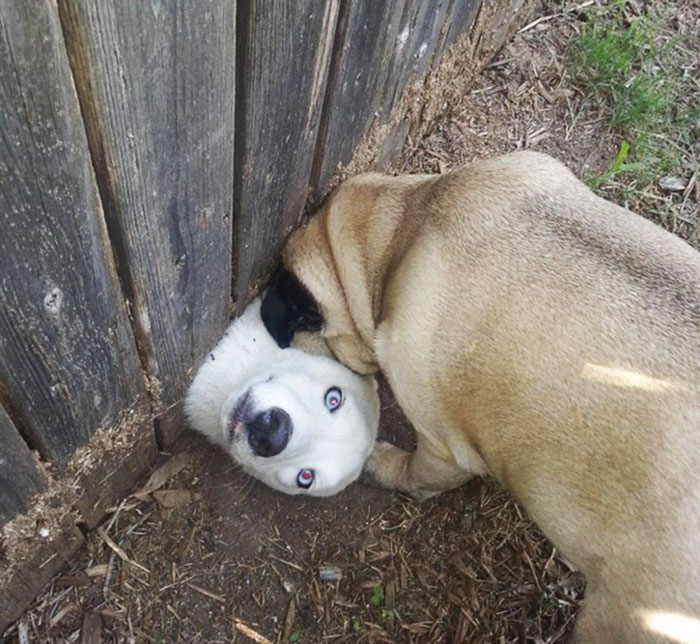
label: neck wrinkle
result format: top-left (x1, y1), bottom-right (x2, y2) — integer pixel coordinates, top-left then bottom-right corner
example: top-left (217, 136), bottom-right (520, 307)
top-left (324, 205), bottom-right (376, 350)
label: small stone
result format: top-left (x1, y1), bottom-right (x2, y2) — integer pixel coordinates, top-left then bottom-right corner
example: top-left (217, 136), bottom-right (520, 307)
top-left (318, 565), bottom-right (342, 582)
top-left (658, 175), bottom-right (687, 192)
top-left (39, 527), bottom-right (50, 538)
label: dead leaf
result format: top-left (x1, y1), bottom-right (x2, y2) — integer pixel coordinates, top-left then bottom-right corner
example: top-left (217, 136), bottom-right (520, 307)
top-left (132, 451), bottom-right (190, 500)
top-left (152, 489), bottom-right (199, 509)
top-left (80, 612), bottom-right (103, 644)
top-left (658, 175), bottom-right (687, 192)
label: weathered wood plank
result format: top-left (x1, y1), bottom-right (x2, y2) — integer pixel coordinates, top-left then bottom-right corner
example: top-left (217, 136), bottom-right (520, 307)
top-left (71, 398), bottom-right (158, 529)
top-left (311, 0), bottom-right (405, 199)
top-left (233, 0), bottom-right (340, 305)
top-left (0, 406), bottom-right (46, 526)
top-left (314, 0), bottom-right (487, 188)
top-left (435, 0), bottom-right (483, 60)
top-left (371, 0), bottom-right (455, 170)
top-left (0, 518), bottom-right (84, 633)
top-left (59, 0), bottom-right (236, 444)
top-left (0, 0), bottom-right (146, 463)
top-left (379, 0), bottom-right (452, 119)
top-left (470, 0), bottom-right (533, 62)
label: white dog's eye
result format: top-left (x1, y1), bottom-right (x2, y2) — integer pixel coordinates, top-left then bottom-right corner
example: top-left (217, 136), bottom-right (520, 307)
top-left (297, 468), bottom-right (315, 489)
top-left (324, 387), bottom-right (343, 412)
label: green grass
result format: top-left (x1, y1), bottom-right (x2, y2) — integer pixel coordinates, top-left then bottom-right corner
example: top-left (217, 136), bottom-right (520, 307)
top-left (370, 583), bottom-right (385, 607)
top-left (567, 1), bottom-right (698, 192)
top-left (352, 617), bottom-right (365, 635)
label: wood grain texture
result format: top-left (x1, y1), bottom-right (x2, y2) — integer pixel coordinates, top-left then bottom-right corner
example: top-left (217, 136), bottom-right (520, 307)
top-left (0, 519), bottom-right (84, 633)
top-left (311, 0), bottom-right (404, 199)
top-left (233, 0), bottom-right (340, 306)
top-left (0, 0), bottom-right (146, 462)
top-left (378, 0), bottom-right (452, 121)
top-left (313, 0), bottom-right (485, 193)
top-left (471, 0), bottom-right (532, 61)
top-left (0, 406), bottom-right (46, 525)
top-left (435, 0), bottom-right (483, 60)
top-left (59, 0), bottom-right (236, 444)
top-left (371, 0), bottom-right (455, 170)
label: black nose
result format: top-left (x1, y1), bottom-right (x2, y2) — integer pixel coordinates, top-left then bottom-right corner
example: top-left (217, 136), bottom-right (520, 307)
top-left (246, 407), bottom-right (292, 457)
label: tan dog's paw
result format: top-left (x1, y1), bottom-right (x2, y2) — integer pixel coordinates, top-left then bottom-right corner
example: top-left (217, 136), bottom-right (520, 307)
top-left (362, 440), bottom-right (410, 490)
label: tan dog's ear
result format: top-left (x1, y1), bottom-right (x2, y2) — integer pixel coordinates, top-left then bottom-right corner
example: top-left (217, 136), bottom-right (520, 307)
top-left (283, 207), bottom-right (378, 374)
top-left (291, 331), bottom-right (332, 357)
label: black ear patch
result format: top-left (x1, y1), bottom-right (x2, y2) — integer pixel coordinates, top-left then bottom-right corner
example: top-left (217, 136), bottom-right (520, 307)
top-left (261, 269), bottom-right (322, 348)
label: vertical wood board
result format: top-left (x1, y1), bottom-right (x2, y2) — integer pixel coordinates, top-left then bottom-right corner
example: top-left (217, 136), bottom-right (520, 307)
top-left (313, 0), bottom-right (485, 189)
top-left (59, 0), bottom-right (236, 443)
top-left (0, 0), bottom-right (146, 462)
top-left (0, 520), bottom-right (84, 633)
top-left (311, 0), bottom-right (406, 199)
top-left (73, 399), bottom-right (159, 529)
top-left (435, 0), bottom-right (483, 60)
top-left (373, 0), bottom-right (483, 169)
top-left (0, 406), bottom-right (46, 525)
top-left (233, 0), bottom-right (340, 306)
top-left (378, 0), bottom-right (452, 121)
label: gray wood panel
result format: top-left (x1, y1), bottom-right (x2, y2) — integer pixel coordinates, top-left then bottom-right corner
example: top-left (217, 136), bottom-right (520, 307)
top-left (59, 0), bottom-right (236, 444)
top-left (313, 0), bottom-right (484, 194)
top-left (436, 0), bottom-right (483, 60)
top-left (233, 0), bottom-right (340, 306)
top-left (311, 0), bottom-right (405, 199)
top-left (0, 406), bottom-right (46, 525)
top-left (0, 0), bottom-right (146, 462)
top-left (379, 0), bottom-right (452, 120)
top-left (0, 519), bottom-right (84, 633)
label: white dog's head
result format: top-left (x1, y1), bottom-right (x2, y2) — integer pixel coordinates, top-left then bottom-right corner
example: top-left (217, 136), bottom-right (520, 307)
top-left (184, 299), bottom-right (380, 497)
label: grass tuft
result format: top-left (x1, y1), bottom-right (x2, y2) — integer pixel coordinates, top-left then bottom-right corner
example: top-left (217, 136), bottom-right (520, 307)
top-left (567, 1), bottom-right (698, 202)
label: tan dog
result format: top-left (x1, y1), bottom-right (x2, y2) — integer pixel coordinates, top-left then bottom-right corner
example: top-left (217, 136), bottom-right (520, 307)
top-left (261, 151), bottom-right (700, 643)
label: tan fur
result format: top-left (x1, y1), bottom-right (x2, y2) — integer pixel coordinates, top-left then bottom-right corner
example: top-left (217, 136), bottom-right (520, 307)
top-left (283, 151), bottom-right (700, 643)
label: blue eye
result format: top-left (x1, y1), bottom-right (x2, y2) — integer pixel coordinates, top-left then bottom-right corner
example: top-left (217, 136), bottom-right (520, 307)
top-left (297, 468), bottom-right (314, 489)
top-left (324, 387), bottom-right (343, 412)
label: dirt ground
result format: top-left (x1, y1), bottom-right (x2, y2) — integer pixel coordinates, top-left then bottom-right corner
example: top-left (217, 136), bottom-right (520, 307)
top-left (3, 376), bottom-right (584, 644)
top-left (4, 1), bottom-right (698, 643)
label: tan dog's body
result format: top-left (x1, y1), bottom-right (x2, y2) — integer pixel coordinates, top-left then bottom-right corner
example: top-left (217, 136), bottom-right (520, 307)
top-left (281, 152), bottom-right (700, 642)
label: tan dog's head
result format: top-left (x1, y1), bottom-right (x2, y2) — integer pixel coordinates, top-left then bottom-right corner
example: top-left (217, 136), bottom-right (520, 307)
top-left (263, 173), bottom-right (433, 373)
top-left (263, 192), bottom-right (379, 374)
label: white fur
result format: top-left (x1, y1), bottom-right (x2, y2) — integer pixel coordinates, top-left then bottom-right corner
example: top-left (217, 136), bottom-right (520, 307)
top-left (184, 298), bottom-right (380, 496)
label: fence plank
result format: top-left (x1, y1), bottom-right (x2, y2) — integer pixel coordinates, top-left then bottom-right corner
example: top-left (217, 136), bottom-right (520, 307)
top-left (233, 0), bottom-right (340, 305)
top-left (0, 406), bottom-right (46, 525)
top-left (59, 0), bottom-right (236, 444)
top-left (0, 519), bottom-right (84, 633)
top-left (371, 0), bottom-right (456, 170)
top-left (311, 0), bottom-right (405, 199)
top-left (379, 0), bottom-right (451, 119)
top-left (313, 0), bottom-right (487, 195)
top-left (435, 0), bottom-right (484, 60)
top-left (0, 0), bottom-right (147, 463)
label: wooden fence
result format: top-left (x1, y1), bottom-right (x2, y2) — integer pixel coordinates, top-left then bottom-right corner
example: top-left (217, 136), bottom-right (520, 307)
top-left (0, 0), bottom-right (529, 629)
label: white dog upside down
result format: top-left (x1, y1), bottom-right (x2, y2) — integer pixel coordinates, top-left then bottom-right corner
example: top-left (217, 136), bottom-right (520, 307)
top-left (184, 298), bottom-right (380, 497)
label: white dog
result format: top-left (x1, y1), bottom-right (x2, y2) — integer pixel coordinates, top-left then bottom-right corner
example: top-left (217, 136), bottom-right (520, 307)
top-left (184, 299), bottom-right (380, 496)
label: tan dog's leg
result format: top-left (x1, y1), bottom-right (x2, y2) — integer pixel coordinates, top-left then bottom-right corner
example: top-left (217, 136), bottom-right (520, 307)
top-left (365, 436), bottom-right (473, 501)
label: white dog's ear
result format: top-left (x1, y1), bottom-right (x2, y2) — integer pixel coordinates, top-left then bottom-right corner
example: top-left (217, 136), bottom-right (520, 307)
top-left (261, 269), bottom-right (323, 348)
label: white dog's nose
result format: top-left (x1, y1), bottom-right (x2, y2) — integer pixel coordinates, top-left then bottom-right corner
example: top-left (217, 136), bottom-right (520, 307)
top-left (246, 407), bottom-right (292, 457)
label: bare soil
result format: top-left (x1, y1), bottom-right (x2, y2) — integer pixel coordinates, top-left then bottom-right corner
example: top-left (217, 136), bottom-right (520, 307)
top-left (3, 376), bottom-right (583, 644)
top-left (4, 1), bottom-right (697, 643)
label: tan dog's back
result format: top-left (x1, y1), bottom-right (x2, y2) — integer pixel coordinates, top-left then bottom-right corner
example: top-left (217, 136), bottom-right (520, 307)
top-left (373, 155), bottom-right (700, 639)
top-left (284, 152), bottom-right (700, 641)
